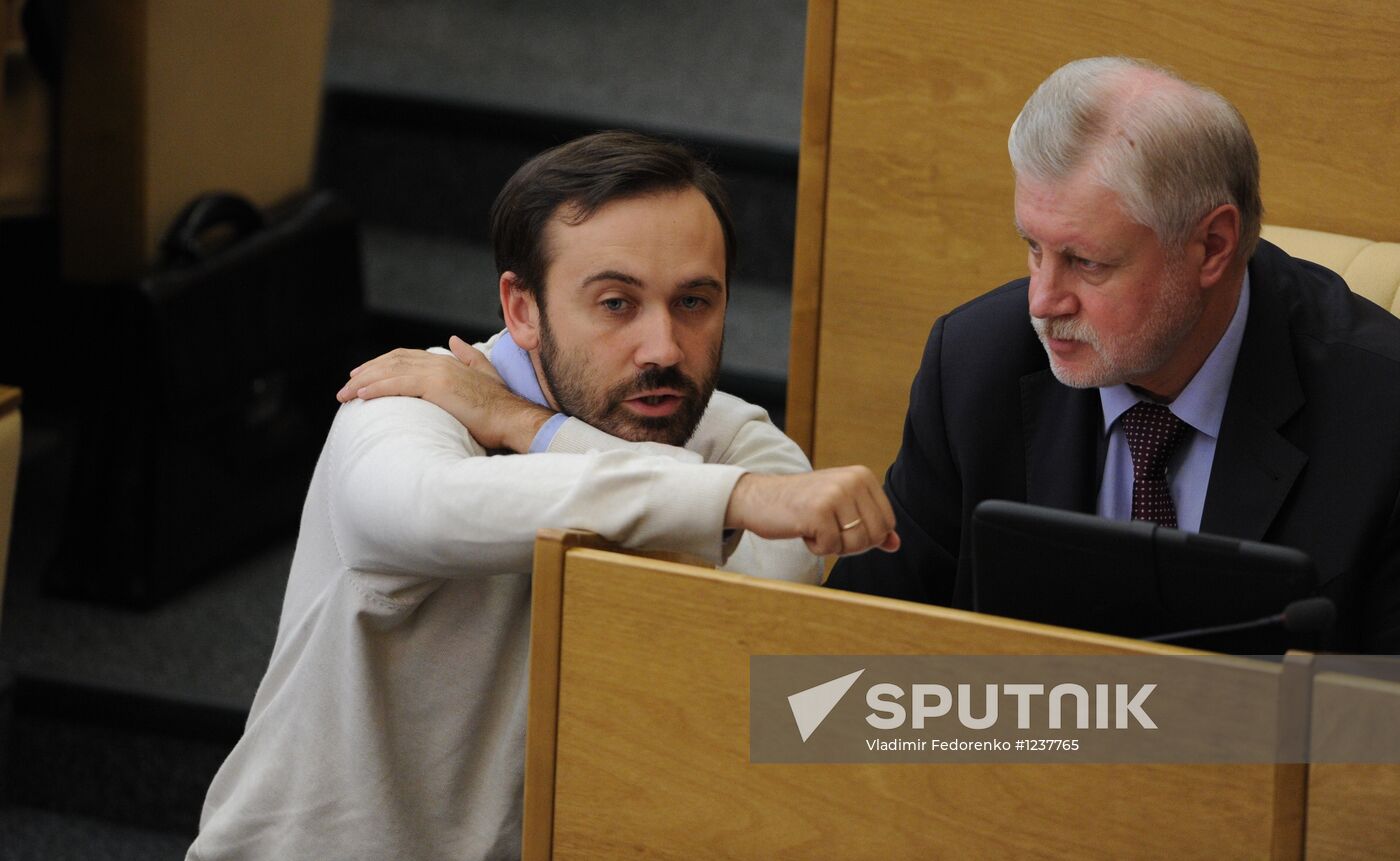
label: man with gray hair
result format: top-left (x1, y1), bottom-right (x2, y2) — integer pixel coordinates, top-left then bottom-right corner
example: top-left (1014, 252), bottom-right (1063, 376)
top-left (827, 57), bottom-right (1400, 652)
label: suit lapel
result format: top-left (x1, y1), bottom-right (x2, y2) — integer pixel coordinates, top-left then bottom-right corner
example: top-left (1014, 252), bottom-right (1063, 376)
top-left (1200, 243), bottom-right (1307, 540)
top-left (1021, 369), bottom-right (1101, 513)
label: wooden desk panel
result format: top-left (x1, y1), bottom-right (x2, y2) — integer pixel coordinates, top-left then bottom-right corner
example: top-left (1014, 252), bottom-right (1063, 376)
top-left (531, 545), bottom-right (1293, 860)
top-left (1305, 672), bottom-right (1400, 859)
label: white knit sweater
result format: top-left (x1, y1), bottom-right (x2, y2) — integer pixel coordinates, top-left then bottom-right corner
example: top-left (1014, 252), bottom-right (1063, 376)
top-left (188, 334), bottom-right (820, 860)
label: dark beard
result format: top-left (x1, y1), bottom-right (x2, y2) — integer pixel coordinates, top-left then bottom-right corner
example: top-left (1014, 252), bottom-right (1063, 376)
top-left (537, 314), bottom-right (720, 447)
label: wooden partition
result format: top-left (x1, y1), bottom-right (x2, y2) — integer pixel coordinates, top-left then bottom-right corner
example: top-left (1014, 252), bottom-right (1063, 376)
top-left (788, 0), bottom-right (1400, 476)
top-left (1304, 672), bottom-right (1400, 860)
top-left (524, 531), bottom-right (1305, 860)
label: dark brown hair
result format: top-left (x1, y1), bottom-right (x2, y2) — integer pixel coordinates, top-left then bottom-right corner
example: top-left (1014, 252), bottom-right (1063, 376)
top-left (489, 130), bottom-right (736, 302)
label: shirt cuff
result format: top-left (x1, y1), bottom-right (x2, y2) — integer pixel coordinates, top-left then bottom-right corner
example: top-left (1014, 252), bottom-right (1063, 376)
top-left (528, 412), bottom-right (570, 453)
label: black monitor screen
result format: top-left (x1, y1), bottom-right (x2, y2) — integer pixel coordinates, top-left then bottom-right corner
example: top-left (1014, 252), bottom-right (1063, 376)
top-left (970, 500), bottom-right (1318, 652)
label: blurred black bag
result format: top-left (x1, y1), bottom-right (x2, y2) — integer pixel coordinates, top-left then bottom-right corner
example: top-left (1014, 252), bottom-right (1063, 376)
top-left (51, 190), bottom-right (365, 605)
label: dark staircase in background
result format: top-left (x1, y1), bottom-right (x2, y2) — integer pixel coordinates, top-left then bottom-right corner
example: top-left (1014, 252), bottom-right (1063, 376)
top-left (0, 1), bottom-right (807, 855)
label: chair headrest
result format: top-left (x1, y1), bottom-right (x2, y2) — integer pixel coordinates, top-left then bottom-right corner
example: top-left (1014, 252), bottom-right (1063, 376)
top-left (1261, 225), bottom-right (1400, 317)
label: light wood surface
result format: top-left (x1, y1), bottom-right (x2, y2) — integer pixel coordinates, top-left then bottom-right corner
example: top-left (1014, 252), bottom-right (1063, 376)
top-left (526, 531), bottom-right (720, 859)
top-left (788, 0), bottom-right (1400, 477)
top-left (1304, 672), bottom-right (1400, 859)
top-left (1307, 763), bottom-right (1400, 859)
top-left (784, 0), bottom-right (837, 455)
top-left (526, 537), bottom-right (1301, 860)
top-left (525, 530), bottom-right (614, 861)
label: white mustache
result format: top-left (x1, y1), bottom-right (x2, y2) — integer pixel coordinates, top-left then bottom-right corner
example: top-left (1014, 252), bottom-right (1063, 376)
top-left (1031, 315), bottom-right (1102, 350)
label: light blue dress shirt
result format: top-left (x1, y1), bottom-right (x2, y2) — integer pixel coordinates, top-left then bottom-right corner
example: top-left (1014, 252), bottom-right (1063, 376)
top-left (1095, 274), bottom-right (1251, 532)
top-left (487, 331), bottom-right (568, 453)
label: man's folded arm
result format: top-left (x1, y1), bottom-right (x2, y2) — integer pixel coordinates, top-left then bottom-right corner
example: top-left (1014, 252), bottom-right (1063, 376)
top-left (542, 392), bottom-right (823, 583)
top-left (326, 396), bottom-right (746, 578)
top-left (700, 395), bottom-right (824, 582)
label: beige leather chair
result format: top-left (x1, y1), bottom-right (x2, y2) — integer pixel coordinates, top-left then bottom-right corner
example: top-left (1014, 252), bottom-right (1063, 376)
top-left (1261, 225), bottom-right (1400, 318)
top-left (0, 386), bottom-right (19, 628)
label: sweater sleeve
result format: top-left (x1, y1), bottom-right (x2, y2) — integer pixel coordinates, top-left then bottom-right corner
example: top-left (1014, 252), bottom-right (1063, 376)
top-left (545, 391), bottom-right (823, 584)
top-left (705, 393), bottom-right (824, 584)
top-left (325, 396), bottom-right (745, 577)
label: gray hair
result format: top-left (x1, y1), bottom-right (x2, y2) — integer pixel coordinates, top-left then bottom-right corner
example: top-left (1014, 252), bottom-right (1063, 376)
top-left (1008, 57), bottom-right (1261, 265)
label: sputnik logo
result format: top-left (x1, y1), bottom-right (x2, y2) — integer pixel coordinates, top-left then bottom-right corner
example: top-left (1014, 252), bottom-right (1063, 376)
top-left (787, 669), bottom-right (865, 742)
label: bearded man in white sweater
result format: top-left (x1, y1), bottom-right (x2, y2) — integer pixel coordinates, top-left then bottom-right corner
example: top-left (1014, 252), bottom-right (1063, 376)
top-left (188, 131), bottom-right (898, 861)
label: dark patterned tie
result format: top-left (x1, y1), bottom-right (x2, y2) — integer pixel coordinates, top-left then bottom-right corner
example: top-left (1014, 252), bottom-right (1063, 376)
top-left (1121, 402), bottom-right (1191, 528)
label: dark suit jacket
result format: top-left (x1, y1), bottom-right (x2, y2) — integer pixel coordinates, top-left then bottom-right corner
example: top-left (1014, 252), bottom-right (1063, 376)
top-left (826, 240), bottom-right (1400, 652)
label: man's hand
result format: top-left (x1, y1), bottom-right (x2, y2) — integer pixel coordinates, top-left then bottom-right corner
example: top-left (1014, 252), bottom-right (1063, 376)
top-left (336, 336), bottom-right (555, 452)
top-left (724, 466), bottom-right (900, 557)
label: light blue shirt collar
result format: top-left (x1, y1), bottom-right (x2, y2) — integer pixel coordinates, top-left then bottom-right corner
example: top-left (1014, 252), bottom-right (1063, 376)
top-left (488, 330), bottom-right (549, 408)
top-left (487, 330), bottom-right (569, 453)
top-left (1099, 271), bottom-right (1251, 438)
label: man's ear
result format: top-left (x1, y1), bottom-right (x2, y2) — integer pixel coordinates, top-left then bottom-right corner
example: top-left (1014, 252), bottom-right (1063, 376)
top-left (500, 272), bottom-right (541, 350)
top-left (1193, 204), bottom-right (1241, 289)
